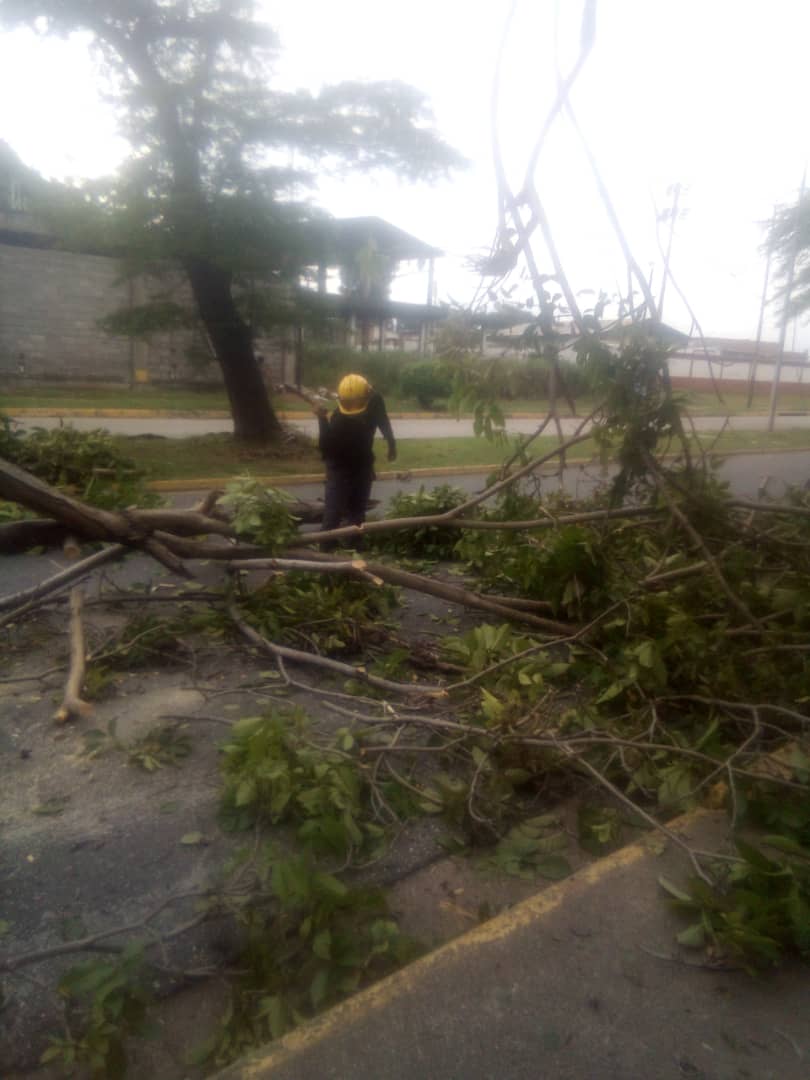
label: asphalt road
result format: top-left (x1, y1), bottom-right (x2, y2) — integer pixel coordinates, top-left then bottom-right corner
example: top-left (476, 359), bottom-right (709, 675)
top-left (227, 450), bottom-right (810, 507)
top-left (9, 412), bottom-right (810, 439)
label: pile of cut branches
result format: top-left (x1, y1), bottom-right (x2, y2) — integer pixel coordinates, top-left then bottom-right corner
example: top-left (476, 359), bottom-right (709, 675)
top-left (2, 355), bottom-right (810, 1069)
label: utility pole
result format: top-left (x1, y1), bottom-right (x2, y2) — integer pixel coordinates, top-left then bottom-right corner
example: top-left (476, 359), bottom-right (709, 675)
top-left (767, 171), bottom-right (806, 432)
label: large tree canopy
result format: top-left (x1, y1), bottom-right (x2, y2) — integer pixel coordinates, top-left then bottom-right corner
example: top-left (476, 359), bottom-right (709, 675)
top-left (0, 0), bottom-right (463, 441)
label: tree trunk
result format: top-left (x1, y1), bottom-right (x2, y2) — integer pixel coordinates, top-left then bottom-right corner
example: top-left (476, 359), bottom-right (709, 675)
top-left (184, 257), bottom-right (283, 443)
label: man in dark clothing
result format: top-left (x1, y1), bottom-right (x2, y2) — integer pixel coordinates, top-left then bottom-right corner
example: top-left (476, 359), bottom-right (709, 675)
top-left (315, 373), bottom-right (396, 548)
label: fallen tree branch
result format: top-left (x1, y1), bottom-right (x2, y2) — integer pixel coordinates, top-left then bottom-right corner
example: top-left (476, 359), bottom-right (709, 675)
top-left (729, 499), bottom-right (810, 520)
top-left (660, 695), bottom-right (810, 728)
top-left (123, 509), bottom-right (236, 537)
top-left (448, 506), bottom-right (662, 531)
top-left (0, 458), bottom-right (128, 540)
top-left (641, 450), bottom-right (759, 627)
top-left (642, 560), bottom-right (707, 587)
top-left (362, 560), bottom-right (574, 635)
top-left (53, 582), bottom-right (92, 724)
top-left (0, 518), bottom-right (77, 553)
top-left (141, 535), bottom-right (193, 578)
top-left (228, 604), bottom-right (447, 698)
top-left (0, 888), bottom-right (212, 974)
top-left (0, 544), bottom-right (126, 613)
top-left (150, 531), bottom-right (265, 560)
top-left (297, 428), bottom-right (595, 549)
top-left (273, 551), bottom-right (576, 636)
top-left (230, 557), bottom-right (384, 587)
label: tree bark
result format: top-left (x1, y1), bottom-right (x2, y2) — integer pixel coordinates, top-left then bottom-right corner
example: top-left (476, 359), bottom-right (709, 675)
top-left (184, 256), bottom-right (283, 444)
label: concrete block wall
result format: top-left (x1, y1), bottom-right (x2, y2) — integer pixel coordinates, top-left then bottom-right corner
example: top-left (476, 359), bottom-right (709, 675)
top-left (0, 241), bottom-right (304, 390)
top-left (0, 243), bottom-right (281, 386)
top-left (0, 243), bottom-right (131, 381)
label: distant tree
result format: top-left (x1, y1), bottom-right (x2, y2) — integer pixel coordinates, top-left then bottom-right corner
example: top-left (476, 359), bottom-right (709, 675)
top-left (0, 0), bottom-right (462, 442)
top-left (339, 238), bottom-right (396, 351)
top-left (767, 191), bottom-right (810, 321)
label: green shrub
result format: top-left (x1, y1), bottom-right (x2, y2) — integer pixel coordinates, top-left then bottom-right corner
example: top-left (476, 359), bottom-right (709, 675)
top-left (1, 422), bottom-right (160, 509)
top-left (399, 362), bottom-right (453, 409)
top-left (0, 412), bottom-right (23, 460)
top-left (300, 345), bottom-right (409, 396)
top-left (370, 484), bottom-right (468, 560)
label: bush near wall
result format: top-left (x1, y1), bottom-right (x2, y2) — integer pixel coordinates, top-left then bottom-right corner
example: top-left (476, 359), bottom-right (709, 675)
top-left (300, 344), bottom-right (595, 405)
top-left (399, 362), bottom-right (453, 409)
top-left (441, 352), bottom-right (595, 402)
top-left (300, 346), bottom-right (415, 397)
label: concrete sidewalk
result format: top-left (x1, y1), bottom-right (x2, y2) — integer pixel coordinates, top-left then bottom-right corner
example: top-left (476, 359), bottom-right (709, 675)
top-left (216, 811), bottom-right (809, 1080)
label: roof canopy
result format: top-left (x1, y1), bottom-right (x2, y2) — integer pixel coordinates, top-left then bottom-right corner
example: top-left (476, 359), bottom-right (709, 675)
top-left (303, 216), bottom-right (442, 265)
top-left (294, 287), bottom-right (447, 325)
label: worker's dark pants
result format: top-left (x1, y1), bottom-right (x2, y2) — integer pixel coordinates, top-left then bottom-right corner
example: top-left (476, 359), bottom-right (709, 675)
top-left (321, 463), bottom-right (374, 550)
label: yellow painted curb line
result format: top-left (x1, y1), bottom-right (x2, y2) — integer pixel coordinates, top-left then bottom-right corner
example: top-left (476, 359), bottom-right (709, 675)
top-left (216, 810), bottom-right (710, 1078)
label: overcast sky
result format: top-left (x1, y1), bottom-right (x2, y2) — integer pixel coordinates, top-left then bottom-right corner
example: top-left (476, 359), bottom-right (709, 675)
top-left (0, 0), bottom-right (808, 347)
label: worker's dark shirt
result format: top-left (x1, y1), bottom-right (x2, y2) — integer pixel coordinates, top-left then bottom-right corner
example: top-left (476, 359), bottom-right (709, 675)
top-left (317, 392), bottom-right (396, 469)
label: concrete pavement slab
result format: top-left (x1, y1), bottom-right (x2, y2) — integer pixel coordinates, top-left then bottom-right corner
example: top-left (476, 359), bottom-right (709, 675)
top-left (215, 811), bottom-right (810, 1080)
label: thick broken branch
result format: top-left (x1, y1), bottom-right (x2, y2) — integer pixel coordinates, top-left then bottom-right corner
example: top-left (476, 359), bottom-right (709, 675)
top-left (0, 458), bottom-right (126, 540)
top-left (0, 518), bottom-right (76, 553)
top-left (361, 561), bottom-right (573, 635)
top-left (230, 557), bottom-right (384, 587)
top-left (270, 550), bottom-right (576, 636)
top-left (54, 583), bottom-right (91, 723)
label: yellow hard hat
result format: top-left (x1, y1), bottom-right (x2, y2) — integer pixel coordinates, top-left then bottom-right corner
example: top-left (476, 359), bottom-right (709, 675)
top-left (337, 373), bottom-right (372, 415)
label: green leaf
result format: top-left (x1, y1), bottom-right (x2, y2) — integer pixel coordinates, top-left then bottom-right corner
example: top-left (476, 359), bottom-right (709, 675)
top-left (312, 929), bottom-right (332, 960)
top-left (180, 831), bottom-right (205, 846)
top-left (658, 876), bottom-right (692, 903)
top-left (40, 1045), bottom-right (65, 1065)
top-left (761, 835), bottom-right (810, 859)
top-left (471, 745), bottom-right (489, 768)
top-left (263, 995), bottom-right (286, 1040)
top-left (534, 855), bottom-right (572, 880)
top-left (595, 681), bottom-right (624, 704)
top-left (636, 640), bottom-right (655, 668)
top-left (235, 778), bottom-right (257, 807)
top-left (735, 839), bottom-right (781, 874)
top-left (309, 968), bottom-right (329, 1009)
top-left (32, 795), bottom-right (70, 816)
top-left (676, 922), bottom-right (706, 948)
top-left (480, 688), bottom-right (504, 724)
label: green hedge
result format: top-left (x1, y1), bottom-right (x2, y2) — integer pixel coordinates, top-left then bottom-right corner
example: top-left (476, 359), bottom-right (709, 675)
top-left (300, 346), bottom-right (414, 396)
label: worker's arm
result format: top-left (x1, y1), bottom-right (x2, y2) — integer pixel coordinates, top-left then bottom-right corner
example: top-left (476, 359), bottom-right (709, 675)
top-left (316, 408), bottom-right (333, 455)
top-left (370, 393), bottom-right (397, 462)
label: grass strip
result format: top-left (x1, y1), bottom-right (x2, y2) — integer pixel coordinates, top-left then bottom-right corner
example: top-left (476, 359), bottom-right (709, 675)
top-left (5, 386), bottom-right (810, 417)
top-left (115, 429), bottom-right (810, 483)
